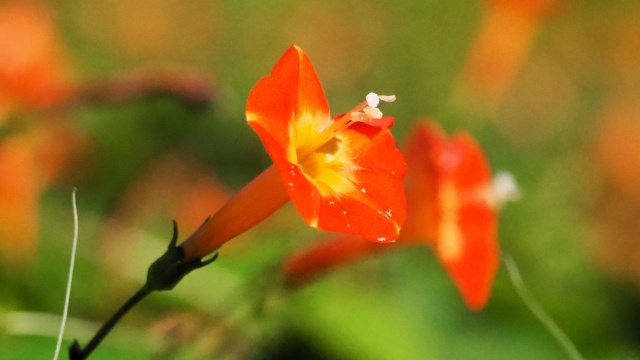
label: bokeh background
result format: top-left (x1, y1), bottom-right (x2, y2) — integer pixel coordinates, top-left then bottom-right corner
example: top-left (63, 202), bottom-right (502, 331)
top-left (2, 0), bottom-right (640, 359)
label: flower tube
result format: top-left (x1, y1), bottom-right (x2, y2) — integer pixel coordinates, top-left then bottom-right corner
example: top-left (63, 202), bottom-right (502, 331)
top-left (180, 46), bottom-right (406, 261)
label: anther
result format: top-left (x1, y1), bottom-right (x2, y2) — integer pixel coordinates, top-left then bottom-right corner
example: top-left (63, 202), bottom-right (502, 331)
top-left (366, 92), bottom-right (380, 108)
top-left (363, 106), bottom-right (383, 119)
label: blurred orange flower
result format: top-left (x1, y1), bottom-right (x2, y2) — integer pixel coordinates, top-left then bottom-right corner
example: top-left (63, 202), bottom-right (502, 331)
top-left (0, 0), bottom-right (71, 120)
top-left (593, 102), bottom-right (640, 282)
top-left (0, 136), bottom-right (41, 262)
top-left (283, 121), bottom-right (517, 310)
top-left (453, 0), bottom-right (560, 112)
top-left (0, 122), bottom-right (81, 264)
top-left (403, 121), bottom-right (505, 310)
top-left (0, 1), bottom-right (79, 264)
top-left (595, 103), bottom-right (640, 203)
top-left (180, 45), bottom-right (406, 261)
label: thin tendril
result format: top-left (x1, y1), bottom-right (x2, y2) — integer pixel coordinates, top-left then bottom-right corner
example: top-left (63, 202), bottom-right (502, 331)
top-left (53, 188), bottom-right (79, 360)
top-left (503, 253), bottom-right (584, 360)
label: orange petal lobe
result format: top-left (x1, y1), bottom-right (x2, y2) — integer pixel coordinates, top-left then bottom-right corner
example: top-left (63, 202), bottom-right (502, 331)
top-left (246, 45), bottom-right (330, 168)
top-left (400, 121), bottom-right (446, 243)
top-left (358, 115), bottom-right (395, 130)
top-left (436, 133), bottom-right (498, 311)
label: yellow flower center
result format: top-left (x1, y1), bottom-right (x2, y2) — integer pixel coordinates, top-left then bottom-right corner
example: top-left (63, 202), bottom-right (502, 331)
top-left (299, 137), bottom-right (344, 195)
top-left (295, 93), bottom-right (395, 162)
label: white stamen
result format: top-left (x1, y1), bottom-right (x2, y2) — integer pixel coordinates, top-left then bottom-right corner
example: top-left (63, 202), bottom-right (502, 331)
top-left (352, 92), bottom-right (396, 122)
top-left (503, 254), bottom-right (585, 360)
top-left (473, 171), bottom-right (520, 209)
top-left (492, 171), bottom-right (521, 207)
top-left (363, 106), bottom-right (383, 119)
top-left (366, 92), bottom-right (380, 108)
top-left (378, 94), bottom-right (396, 103)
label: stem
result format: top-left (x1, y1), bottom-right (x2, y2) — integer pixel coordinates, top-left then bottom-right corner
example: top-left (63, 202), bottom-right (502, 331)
top-left (53, 189), bottom-right (80, 360)
top-left (68, 221), bottom-right (215, 359)
top-left (503, 254), bottom-right (584, 360)
top-left (69, 285), bottom-right (153, 360)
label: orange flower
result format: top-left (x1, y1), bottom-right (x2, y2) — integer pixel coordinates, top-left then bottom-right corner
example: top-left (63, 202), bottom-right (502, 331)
top-left (0, 136), bottom-right (41, 263)
top-left (0, 122), bottom-right (84, 264)
top-left (404, 122), bottom-right (506, 310)
top-left (0, 0), bottom-right (71, 119)
top-left (453, 0), bottom-right (560, 112)
top-left (0, 1), bottom-right (81, 264)
top-left (283, 121), bottom-right (518, 310)
top-left (180, 46), bottom-right (406, 261)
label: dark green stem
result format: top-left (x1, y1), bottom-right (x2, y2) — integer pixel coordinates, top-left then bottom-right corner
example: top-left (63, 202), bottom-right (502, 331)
top-left (68, 220), bottom-right (216, 359)
top-left (68, 285), bottom-right (152, 360)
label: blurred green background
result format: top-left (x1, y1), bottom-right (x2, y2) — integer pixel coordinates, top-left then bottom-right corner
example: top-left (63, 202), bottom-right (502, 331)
top-left (2, 0), bottom-right (640, 359)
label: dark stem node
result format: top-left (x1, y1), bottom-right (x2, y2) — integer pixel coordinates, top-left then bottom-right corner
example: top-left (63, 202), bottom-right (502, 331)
top-left (68, 220), bottom-right (217, 360)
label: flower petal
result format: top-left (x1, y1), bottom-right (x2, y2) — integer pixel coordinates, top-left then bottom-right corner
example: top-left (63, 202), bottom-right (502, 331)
top-left (400, 121), bottom-right (445, 243)
top-left (436, 133), bottom-right (499, 311)
top-left (358, 115), bottom-right (395, 130)
top-left (246, 45), bottom-right (330, 167)
top-left (286, 123), bottom-right (406, 241)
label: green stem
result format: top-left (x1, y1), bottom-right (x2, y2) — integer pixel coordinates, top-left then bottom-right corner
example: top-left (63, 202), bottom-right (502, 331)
top-left (68, 285), bottom-right (153, 360)
top-left (68, 220), bottom-right (216, 359)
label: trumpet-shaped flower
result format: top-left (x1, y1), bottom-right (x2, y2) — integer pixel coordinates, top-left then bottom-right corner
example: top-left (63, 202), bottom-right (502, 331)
top-left (180, 46), bottom-right (405, 260)
top-left (283, 121), bottom-right (517, 310)
top-left (403, 122), bottom-right (501, 310)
